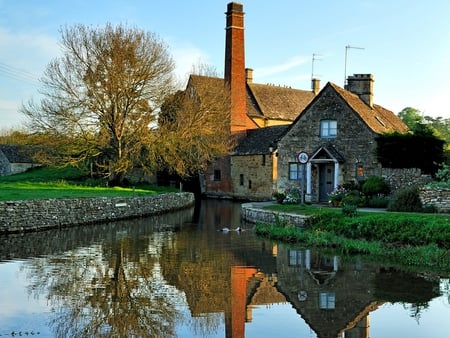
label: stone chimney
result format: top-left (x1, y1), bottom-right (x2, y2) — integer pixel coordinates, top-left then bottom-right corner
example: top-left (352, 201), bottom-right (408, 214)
top-left (311, 78), bottom-right (320, 94)
top-left (224, 2), bottom-right (249, 132)
top-left (345, 74), bottom-right (374, 108)
top-left (245, 68), bottom-right (253, 84)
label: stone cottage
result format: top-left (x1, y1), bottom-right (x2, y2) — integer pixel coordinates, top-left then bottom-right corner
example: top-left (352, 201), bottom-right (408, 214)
top-left (0, 144), bottom-right (39, 176)
top-left (276, 75), bottom-right (408, 203)
top-left (192, 2), bottom-right (316, 200)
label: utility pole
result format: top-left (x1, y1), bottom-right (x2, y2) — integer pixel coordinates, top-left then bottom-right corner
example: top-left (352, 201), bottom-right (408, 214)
top-left (344, 45), bottom-right (364, 86)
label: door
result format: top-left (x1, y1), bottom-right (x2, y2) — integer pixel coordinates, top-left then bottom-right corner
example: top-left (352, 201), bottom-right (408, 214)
top-left (319, 164), bottom-right (334, 202)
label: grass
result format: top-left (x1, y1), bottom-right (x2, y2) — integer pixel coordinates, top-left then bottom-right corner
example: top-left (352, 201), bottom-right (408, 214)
top-left (0, 167), bottom-right (177, 201)
top-left (256, 203), bottom-right (450, 271)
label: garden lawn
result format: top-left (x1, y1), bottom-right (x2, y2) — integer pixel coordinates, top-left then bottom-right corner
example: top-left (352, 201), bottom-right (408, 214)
top-left (257, 203), bottom-right (450, 270)
top-left (0, 167), bottom-right (176, 201)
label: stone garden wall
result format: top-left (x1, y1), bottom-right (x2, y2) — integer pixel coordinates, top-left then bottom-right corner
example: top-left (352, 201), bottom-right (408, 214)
top-left (241, 203), bottom-right (309, 227)
top-left (0, 192), bottom-right (195, 234)
top-left (419, 187), bottom-right (450, 213)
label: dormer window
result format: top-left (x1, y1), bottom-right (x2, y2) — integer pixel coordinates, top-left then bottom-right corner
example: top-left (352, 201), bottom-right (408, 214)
top-left (320, 119), bottom-right (337, 138)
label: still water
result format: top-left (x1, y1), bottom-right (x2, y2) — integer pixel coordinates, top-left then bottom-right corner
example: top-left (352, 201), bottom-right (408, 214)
top-left (1, 199), bottom-right (450, 338)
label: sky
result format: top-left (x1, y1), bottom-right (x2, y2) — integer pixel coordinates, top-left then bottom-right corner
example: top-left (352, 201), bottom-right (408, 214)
top-left (1, 0), bottom-right (450, 130)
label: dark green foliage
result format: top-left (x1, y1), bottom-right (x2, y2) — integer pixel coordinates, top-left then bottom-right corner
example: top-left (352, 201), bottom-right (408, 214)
top-left (376, 132), bottom-right (444, 174)
top-left (387, 186), bottom-right (423, 212)
top-left (362, 176), bottom-right (390, 197)
top-left (367, 196), bottom-right (390, 208)
top-left (342, 203), bottom-right (357, 217)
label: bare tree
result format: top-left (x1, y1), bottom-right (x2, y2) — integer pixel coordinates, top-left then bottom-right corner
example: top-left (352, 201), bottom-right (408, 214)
top-left (157, 65), bottom-right (232, 178)
top-left (22, 23), bottom-right (175, 184)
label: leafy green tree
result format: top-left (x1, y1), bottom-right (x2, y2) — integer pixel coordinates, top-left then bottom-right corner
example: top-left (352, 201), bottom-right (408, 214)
top-left (21, 23), bottom-right (175, 184)
top-left (398, 107), bottom-right (423, 129)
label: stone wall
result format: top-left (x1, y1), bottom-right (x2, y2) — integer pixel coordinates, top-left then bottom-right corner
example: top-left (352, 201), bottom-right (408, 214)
top-left (380, 167), bottom-right (432, 191)
top-left (419, 187), bottom-right (450, 213)
top-left (0, 192), bottom-right (195, 234)
top-left (241, 203), bottom-right (309, 227)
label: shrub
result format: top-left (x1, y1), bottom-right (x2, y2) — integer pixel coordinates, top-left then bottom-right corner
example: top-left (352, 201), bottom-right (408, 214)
top-left (342, 203), bottom-right (358, 217)
top-left (342, 190), bottom-right (363, 206)
top-left (362, 176), bottom-right (390, 197)
top-left (367, 196), bottom-right (389, 208)
top-left (387, 186), bottom-right (423, 212)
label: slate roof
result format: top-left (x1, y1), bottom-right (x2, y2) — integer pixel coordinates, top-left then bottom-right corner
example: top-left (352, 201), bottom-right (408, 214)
top-left (330, 82), bottom-right (408, 134)
top-left (0, 144), bottom-right (35, 163)
top-left (233, 125), bottom-right (289, 155)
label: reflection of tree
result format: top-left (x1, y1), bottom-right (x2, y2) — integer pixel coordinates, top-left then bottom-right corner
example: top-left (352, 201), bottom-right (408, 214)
top-left (22, 232), bottom-right (182, 338)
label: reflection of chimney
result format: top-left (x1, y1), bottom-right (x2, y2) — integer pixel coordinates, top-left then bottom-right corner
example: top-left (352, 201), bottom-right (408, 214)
top-left (224, 2), bottom-right (249, 132)
top-left (311, 78), bottom-right (320, 94)
top-left (245, 68), bottom-right (253, 84)
top-left (345, 74), bottom-right (374, 108)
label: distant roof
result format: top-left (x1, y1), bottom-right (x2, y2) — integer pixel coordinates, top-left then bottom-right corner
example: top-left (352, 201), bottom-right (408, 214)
top-left (0, 144), bottom-right (35, 163)
top-left (247, 83), bottom-right (315, 121)
top-left (233, 125), bottom-right (289, 155)
top-left (329, 82), bottom-right (408, 134)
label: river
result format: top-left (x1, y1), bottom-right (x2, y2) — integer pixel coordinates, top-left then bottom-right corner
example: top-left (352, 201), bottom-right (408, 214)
top-left (0, 199), bottom-right (449, 337)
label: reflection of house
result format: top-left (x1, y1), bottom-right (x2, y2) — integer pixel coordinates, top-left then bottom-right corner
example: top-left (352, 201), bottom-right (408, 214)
top-left (276, 77), bottom-right (408, 203)
top-left (0, 144), bottom-right (39, 176)
top-left (275, 245), bottom-right (440, 338)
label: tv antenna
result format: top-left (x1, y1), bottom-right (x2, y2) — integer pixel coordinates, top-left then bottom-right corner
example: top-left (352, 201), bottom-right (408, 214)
top-left (344, 45), bottom-right (364, 86)
top-left (311, 53), bottom-right (322, 80)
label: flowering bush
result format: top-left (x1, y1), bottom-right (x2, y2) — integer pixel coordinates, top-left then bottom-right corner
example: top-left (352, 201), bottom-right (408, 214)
top-left (274, 185), bottom-right (301, 204)
top-left (328, 186), bottom-right (348, 206)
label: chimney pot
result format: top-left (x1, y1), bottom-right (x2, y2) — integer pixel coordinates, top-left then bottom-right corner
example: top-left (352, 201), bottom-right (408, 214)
top-left (345, 74), bottom-right (374, 108)
top-left (311, 78), bottom-right (320, 94)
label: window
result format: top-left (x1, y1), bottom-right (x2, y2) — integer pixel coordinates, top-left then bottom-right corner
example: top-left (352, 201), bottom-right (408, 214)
top-left (262, 154), bottom-right (266, 166)
top-left (239, 174), bottom-right (244, 186)
top-left (320, 119), bottom-right (337, 138)
top-left (319, 292), bottom-right (336, 309)
top-left (214, 169), bottom-right (221, 181)
top-left (248, 180), bottom-right (252, 189)
top-left (289, 163), bottom-right (304, 180)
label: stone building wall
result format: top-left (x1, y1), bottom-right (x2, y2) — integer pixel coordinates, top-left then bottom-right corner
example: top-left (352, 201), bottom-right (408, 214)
top-left (419, 187), bottom-right (450, 213)
top-left (231, 154), bottom-right (275, 200)
top-left (277, 87), bottom-right (380, 200)
top-left (0, 192), bottom-right (195, 234)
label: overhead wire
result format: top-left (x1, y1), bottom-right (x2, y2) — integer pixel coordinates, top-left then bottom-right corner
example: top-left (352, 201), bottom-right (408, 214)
top-left (0, 61), bottom-right (41, 85)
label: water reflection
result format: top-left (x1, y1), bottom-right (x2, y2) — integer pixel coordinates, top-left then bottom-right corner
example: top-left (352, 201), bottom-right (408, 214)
top-left (0, 199), bottom-right (449, 337)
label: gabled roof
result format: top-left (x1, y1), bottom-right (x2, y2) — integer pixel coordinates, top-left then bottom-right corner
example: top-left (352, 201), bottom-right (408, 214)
top-left (247, 83), bottom-right (315, 121)
top-left (0, 144), bottom-right (34, 163)
top-left (329, 83), bottom-right (408, 134)
top-left (295, 82), bottom-right (408, 134)
top-left (310, 145), bottom-right (345, 163)
top-left (233, 125), bottom-right (289, 155)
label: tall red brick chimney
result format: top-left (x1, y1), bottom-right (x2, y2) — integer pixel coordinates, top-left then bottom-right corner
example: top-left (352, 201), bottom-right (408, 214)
top-left (224, 2), bottom-right (250, 132)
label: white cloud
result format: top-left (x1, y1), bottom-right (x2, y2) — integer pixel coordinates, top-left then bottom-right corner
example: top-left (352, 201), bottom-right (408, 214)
top-left (254, 55), bottom-right (310, 78)
top-left (171, 43), bottom-right (212, 88)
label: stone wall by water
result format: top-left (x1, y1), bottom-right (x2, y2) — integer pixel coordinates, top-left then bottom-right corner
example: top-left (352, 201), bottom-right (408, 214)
top-left (241, 203), bottom-right (309, 227)
top-left (419, 187), bottom-right (450, 213)
top-left (0, 192), bottom-right (195, 234)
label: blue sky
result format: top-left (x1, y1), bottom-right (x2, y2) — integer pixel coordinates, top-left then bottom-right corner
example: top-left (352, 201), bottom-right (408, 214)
top-left (1, 0), bottom-right (450, 129)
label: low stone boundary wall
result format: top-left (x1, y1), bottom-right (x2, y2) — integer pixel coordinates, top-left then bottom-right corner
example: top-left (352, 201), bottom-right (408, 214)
top-left (420, 187), bottom-right (450, 213)
top-left (241, 203), bottom-right (309, 228)
top-left (0, 192), bottom-right (195, 234)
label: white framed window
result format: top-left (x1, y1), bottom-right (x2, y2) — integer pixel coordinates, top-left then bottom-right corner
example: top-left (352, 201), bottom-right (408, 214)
top-left (319, 292), bottom-right (336, 309)
top-left (320, 119), bottom-right (337, 138)
top-left (289, 163), bottom-right (304, 180)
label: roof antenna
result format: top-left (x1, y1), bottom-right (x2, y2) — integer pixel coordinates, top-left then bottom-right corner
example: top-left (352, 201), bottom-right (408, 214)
top-left (344, 45), bottom-right (364, 87)
top-left (311, 53), bottom-right (322, 80)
